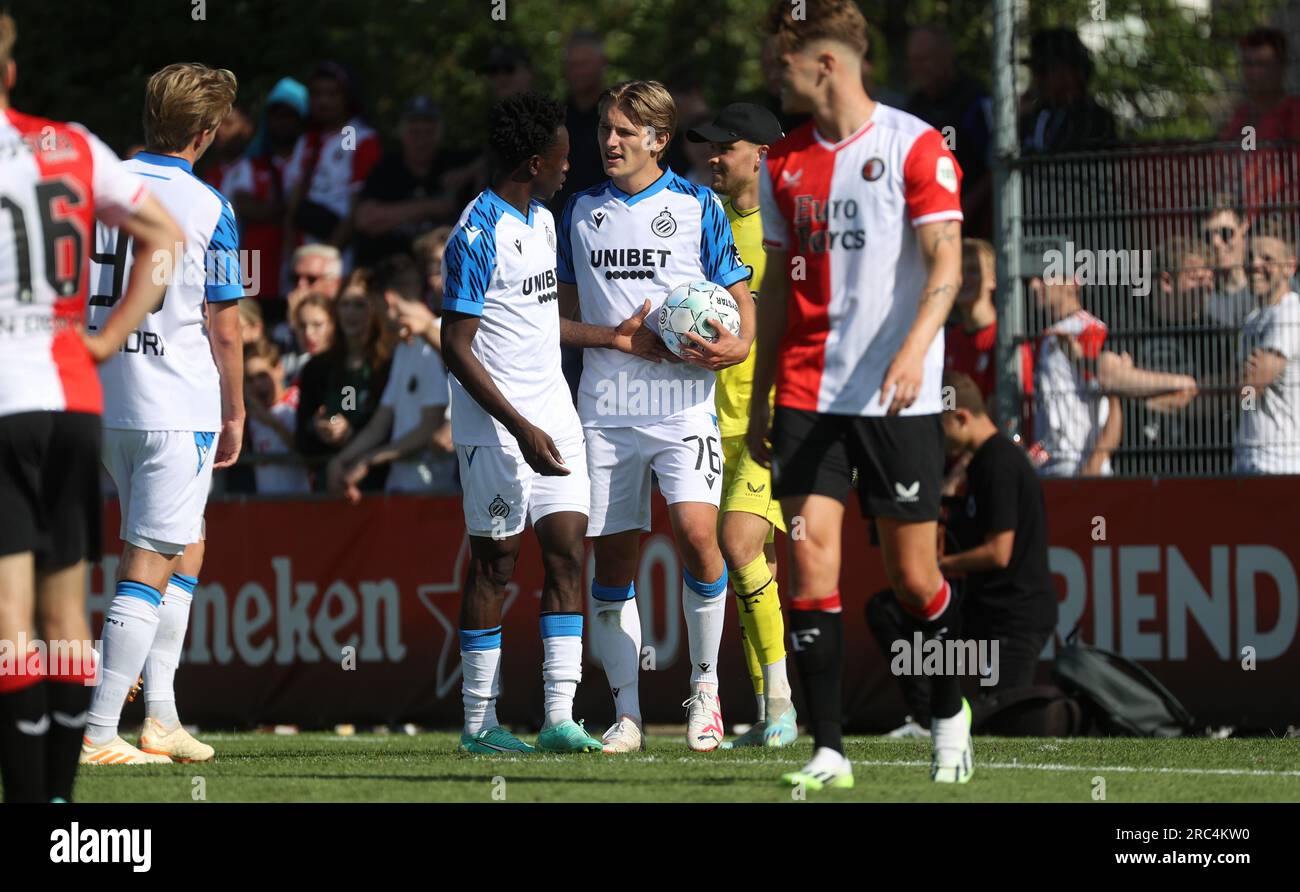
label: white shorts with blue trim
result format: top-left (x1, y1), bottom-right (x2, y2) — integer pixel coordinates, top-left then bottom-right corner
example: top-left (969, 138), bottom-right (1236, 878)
top-left (456, 428), bottom-right (589, 539)
top-left (101, 428), bottom-right (217, 555)
top-left (585, 413), bottom-right (723, 538)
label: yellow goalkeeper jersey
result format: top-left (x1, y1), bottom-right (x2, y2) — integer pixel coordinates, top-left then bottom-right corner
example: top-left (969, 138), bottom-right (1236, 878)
top-left (715, 197), bottom-right (769, 438)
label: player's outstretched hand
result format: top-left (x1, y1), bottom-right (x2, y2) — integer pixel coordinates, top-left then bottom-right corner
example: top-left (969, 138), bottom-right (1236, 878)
top-left (615, 299), bottom-right (678, 364)
top-left (880, 348), bottom-right (925, 415)
top-left (516, 422), bottom-right (570, 476)
top-left (746, 401), bottom-right (773, 468)
top-left (213, 418), bottom-right (244, 470)
top-left (679, 320), bottom-right (748, 371)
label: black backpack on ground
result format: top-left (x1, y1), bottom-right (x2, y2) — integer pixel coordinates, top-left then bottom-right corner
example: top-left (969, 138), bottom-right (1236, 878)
top-left (1051, 626), bottom-right (1196, 737)
top-left (971, 685), bottom-right (1088, 736)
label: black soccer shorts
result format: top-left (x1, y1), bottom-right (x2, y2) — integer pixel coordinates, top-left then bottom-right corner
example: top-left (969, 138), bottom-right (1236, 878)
top-left (770, 407), bottom-right (943, 522)
top-left (0, 411), bottom-right (103, 570)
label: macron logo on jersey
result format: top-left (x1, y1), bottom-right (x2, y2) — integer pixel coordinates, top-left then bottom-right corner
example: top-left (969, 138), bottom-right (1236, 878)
top-left (465, 225), bottom-right (483, 246)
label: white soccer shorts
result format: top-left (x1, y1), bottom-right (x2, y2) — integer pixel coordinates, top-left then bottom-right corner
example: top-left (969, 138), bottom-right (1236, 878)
top-left (585, 413), bottom-right (723, 537)
top-left (457, 429), bottom-right (590, 538)
top-left (101, 428), bottom-right (217, 555)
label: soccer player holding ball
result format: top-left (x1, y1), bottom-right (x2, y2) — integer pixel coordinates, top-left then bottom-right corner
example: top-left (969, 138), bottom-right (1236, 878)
top-left (749, 0), bottom-right (970, 789)
top-left (684, 103), bottom-right (798, 749)
top-left (439, 93), bottom-right (604, 755)
top-left (556, 80), bottom-right (754, 753)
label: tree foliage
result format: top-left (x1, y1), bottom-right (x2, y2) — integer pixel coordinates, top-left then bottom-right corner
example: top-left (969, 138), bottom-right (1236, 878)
top-left (4, 0), bottom-right (1286, 152)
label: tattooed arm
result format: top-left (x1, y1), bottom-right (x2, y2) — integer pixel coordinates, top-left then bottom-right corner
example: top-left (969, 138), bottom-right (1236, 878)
top-left (879, 219), bottom-right (963, 414)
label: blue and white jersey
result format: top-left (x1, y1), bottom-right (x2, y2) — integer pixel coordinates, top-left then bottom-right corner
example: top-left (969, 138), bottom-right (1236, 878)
top-left (558, 168), bottom-right (748, 427)
top-left (442, 188), bottom-right (580, 447)
top-left (88, 151), bottom-right (242, 431)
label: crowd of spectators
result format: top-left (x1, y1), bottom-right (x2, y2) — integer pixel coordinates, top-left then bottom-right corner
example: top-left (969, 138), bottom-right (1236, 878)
top-left (200, 21), bottom-right (1300, 496)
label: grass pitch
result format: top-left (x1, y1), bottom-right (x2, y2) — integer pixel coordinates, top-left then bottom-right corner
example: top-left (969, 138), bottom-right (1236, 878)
top-left (62, 731), bottom-right (1300, 803)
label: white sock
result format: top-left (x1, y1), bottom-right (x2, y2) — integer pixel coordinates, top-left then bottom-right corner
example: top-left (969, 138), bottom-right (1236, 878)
top-left (540, 613), bottom-right (583, 728)
top-left (682, 569), bottom-right (727, 685)
top-left (755, 692), bottom-right (766, 722)
top-left (86, 584), bottom-right (162, 744)
top-left (590, 583), bottom-right (641, 723)
top-left (144, 574), bottom-right (195, 729)
top-left (763, 656), bottom-right (793, 717)
top-left (932, 709), bottom-right (970, 747)
top-left (460, 627), bottom-right (502, 735)
top-left (808, 745), bottom-right (851, 773)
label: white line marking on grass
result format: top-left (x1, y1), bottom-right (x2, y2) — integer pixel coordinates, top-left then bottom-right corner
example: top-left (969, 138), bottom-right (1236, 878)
top-left (188, 736), bottom-right (1300, 778)
top-left (644, 757), bottom-right (1300, 779)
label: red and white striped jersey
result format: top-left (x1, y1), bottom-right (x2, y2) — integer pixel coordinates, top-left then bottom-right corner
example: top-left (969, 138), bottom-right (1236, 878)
top-left (0, 109), bottom-right (147, 418)
top-left (283, 118), bottom-right (381, 222)
top-left (1024, 308), bottom-right (1111, 477)
top-left (759, 104), bottom-right (963, 416)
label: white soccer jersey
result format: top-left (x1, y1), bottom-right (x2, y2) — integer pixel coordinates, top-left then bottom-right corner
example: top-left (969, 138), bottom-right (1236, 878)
top-left (381, 337), bottom-right (450, 491)
top-left (249, 388), bottom-right (310, 495)
top-left (1236, 291), bottom-right (1300, 473)
top-left (558, 168), bottom-right (749, 427)
top-left (759, 105), bottom-right (963, 416)
top-left (283, 118), bottom-right (382, 221)
top-left (1, 110), bottom-right (147, 418)
top-left (1029, 308), bottom-right (1111, 477)
top-left (442, 188), bottom-right (580, 446)
top-left (87, 152), bottom-right (243, 432)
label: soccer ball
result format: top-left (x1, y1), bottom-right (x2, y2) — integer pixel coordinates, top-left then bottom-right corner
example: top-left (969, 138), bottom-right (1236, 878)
top-left (655, 281), bottom-right (742, 358)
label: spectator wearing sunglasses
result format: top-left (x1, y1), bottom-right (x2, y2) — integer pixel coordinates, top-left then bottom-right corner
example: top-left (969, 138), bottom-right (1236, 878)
top-left (1202, 197), bottom-right (1253, 328)
top-left (273, 244), bottom-right (344, 359)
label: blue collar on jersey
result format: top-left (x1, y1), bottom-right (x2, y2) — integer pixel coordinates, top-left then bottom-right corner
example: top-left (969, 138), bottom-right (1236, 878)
top-left (134, 151), bottom-right (194, 173)
top-left (484, 187), bottom-right (533, 226)
top-left (608, 168), bottom-right (673, 206)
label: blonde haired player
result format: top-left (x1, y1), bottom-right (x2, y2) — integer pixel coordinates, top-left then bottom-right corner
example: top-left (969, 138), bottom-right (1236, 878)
top-left (556, 80), bottom-right (755, 753)
top-left (685, 104), bottom-right (797, 748)
top-left (82, 63), bottom-right (244, 765)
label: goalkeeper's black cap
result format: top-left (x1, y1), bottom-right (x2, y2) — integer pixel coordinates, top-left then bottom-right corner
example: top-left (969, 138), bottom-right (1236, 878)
top-left (686, 103), bottom-right (784, 146)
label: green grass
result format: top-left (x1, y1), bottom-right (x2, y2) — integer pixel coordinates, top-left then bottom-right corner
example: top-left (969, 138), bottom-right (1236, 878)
top-left (62, 731), bottom-right (1300, 803)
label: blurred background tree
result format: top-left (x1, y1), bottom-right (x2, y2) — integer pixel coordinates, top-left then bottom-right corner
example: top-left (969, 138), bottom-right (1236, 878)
top-left (4, 0), bottom-right (1293, 152)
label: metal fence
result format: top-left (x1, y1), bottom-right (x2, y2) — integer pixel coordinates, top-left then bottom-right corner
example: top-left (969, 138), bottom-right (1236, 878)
top-left (990, 0), bottom-right (1300, 478)
top-left (1004, 142), bottom-right (1300, 477)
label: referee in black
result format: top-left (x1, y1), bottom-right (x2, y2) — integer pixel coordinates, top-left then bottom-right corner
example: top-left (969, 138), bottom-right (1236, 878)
top-left (867, 371), bottom-right (1057, 728)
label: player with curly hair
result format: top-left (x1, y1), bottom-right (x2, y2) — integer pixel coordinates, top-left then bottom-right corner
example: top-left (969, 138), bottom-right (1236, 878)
top-left (439, 91), bottom-right (604, 754)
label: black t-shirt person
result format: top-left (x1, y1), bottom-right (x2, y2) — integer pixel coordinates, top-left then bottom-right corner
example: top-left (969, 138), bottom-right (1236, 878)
top-left (949, 432), bottom-right (1057, 634)
top-left (354, 149), bottom-right (471, 267)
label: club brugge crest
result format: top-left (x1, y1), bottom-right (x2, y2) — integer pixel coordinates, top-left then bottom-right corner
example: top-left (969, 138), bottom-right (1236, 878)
top-left (489, 495), bottom-right (510, 518)
top-left (546, 225), bottom-right (555, 251)
top-left (862, 157), bottom-right (886, 181)
top-left (651, 208), bottom-right (677, 238)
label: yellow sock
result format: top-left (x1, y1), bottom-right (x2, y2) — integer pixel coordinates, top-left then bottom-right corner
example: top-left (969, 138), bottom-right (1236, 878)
top-left (739, 622), bottom-right (764, 699)
top-left (732, 553), bottom-right (787, 669)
